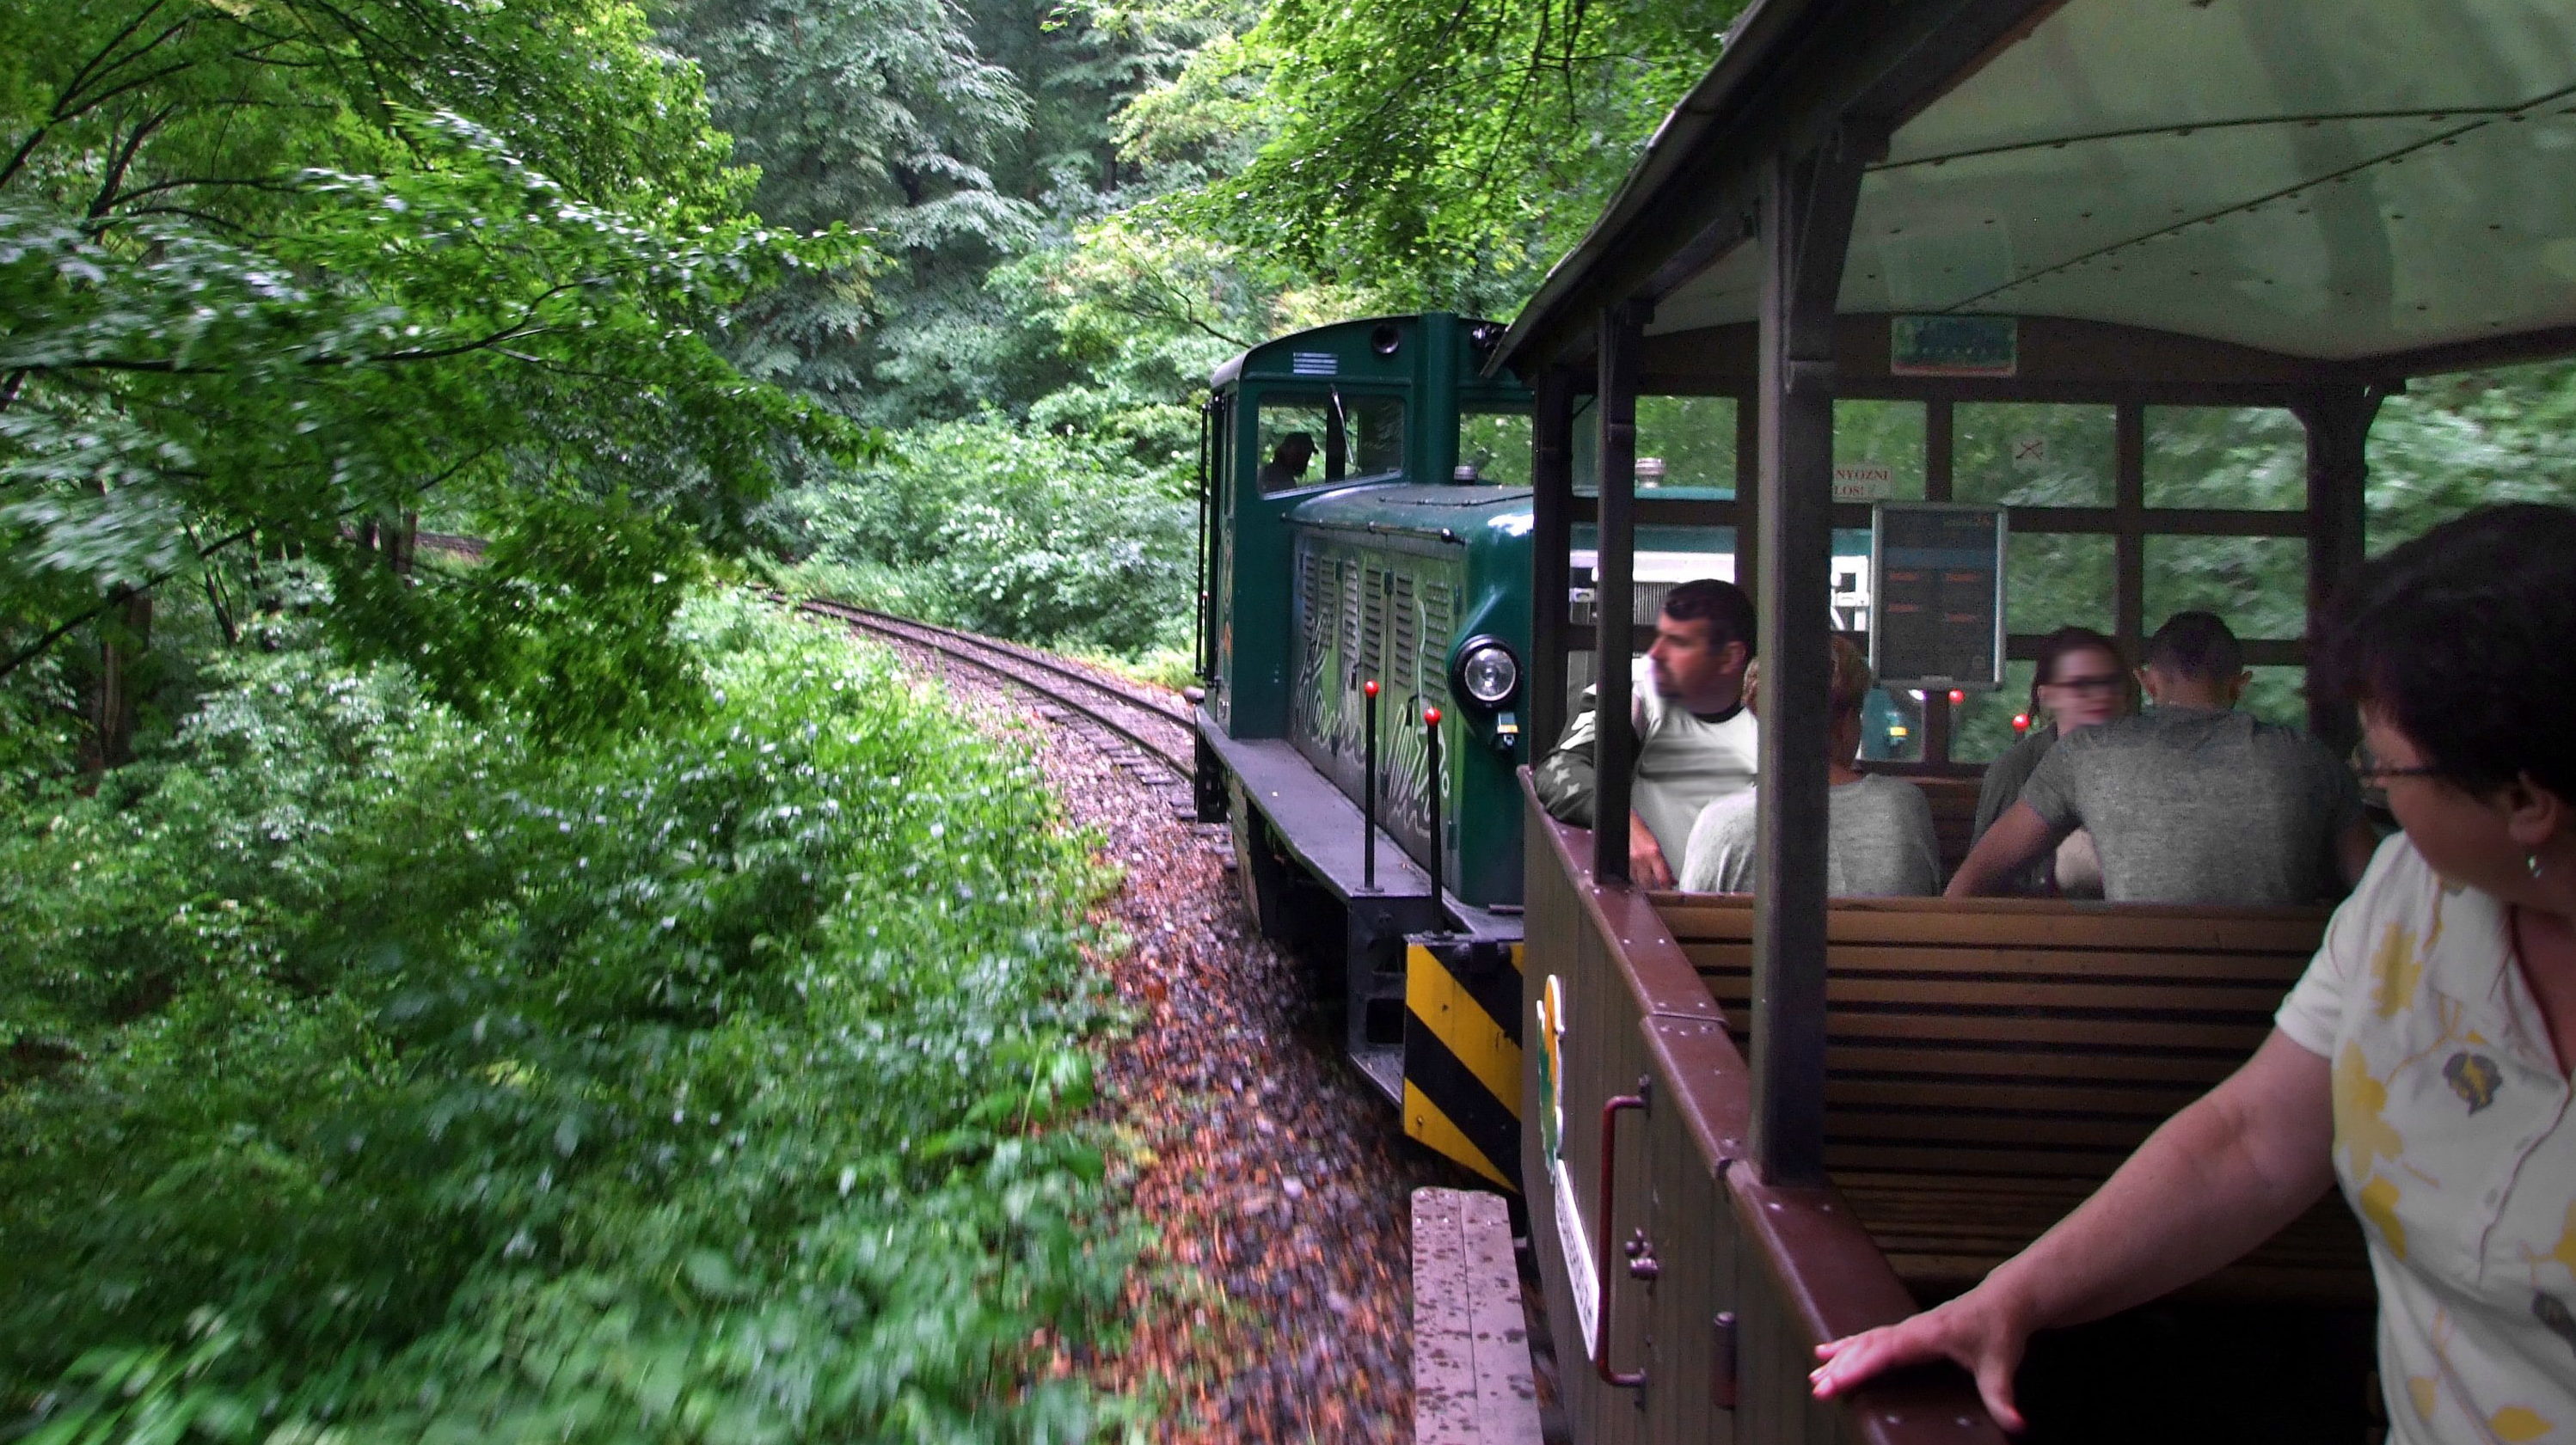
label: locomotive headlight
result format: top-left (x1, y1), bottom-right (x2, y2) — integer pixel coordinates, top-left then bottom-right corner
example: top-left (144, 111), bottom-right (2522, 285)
top-left (1454, 637), bottom-right (1520, 707)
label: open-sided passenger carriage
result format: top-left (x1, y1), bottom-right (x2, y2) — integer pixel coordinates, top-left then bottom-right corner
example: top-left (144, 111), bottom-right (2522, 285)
top-left (1487, 3), bottom-right (2576, 1440)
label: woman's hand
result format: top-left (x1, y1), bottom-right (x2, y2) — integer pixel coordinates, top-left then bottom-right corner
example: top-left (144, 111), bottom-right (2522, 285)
top-left (1810, 1280), bottom-right (2035, 1433)
top-left (1812, 1032), bottom-right (2335, 1437)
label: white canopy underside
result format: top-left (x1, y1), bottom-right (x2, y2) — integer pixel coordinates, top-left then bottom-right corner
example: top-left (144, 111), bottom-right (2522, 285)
top-left (1648, 0), bottom-right (2576, 361)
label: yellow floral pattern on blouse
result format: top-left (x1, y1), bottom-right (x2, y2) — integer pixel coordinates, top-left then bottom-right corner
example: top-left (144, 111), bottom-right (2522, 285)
top-left (2277, 838), bottom-right (2576, 1445)
top-left (2373, 922), bottom-right (2424, 1017)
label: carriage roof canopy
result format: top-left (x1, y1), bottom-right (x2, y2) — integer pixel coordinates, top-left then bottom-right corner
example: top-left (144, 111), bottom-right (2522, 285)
top-left (1495, 0), bottom-right (2576, 377)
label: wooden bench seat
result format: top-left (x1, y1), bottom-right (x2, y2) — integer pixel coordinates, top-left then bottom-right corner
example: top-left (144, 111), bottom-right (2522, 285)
top-left (1649, 891), bottom-right (2370, 1305)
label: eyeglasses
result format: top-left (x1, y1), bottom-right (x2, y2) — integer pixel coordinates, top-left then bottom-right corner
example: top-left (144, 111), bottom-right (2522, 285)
top-left (2042, 673), bottom-right (2125, 695)
top-left (2352, 762), bottom-right (2451, 785)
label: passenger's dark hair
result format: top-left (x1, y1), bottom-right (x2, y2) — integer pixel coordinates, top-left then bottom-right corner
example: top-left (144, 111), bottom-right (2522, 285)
top-left (2315, 503), bottom-right (2576, 801)
top-left (1661, 578), bottom-right (1756, 652)
top-left (2028, 625), bottom-right (2125, 715)
top-left (2144, 610), bottom-right (2242, 681)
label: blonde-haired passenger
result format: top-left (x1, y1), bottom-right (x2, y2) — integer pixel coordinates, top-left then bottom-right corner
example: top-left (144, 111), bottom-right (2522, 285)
top-left (1679, 636), bottom-right (1940, 897)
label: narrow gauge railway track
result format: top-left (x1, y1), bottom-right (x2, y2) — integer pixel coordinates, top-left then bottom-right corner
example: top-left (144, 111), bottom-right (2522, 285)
top-left (790, 597), bottom-right (1195, 787)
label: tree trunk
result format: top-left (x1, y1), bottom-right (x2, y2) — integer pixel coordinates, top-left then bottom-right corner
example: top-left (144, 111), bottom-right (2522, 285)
top-left (81, 591), bottom-right (153, 774)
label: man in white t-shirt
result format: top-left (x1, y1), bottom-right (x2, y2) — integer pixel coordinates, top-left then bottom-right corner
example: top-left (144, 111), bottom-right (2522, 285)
top-left (1534, 579), bottom-right (1758, 886)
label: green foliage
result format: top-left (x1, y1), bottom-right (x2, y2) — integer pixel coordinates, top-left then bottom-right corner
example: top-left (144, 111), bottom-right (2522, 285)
top-left (772, 418), bottom-right (1193, 655)
top-left (0, 594), bottom-right (1134, 1442)
top-left (651, 0), bottom-right (1035, 411)
top-left (1144, 0), bottom-right (1751, 308)
top-left (1, 1), bottom-right (864, 763)
top-left (2367, 363), bottom-right (2576, 534)
top-left (649, 0), bottom-right (1352, 664)
top-left (657, 0), bottom-right (1254, 427)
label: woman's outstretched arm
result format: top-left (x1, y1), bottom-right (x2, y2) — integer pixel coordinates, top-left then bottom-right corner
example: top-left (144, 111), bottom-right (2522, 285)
top-left (1807, 1029), bottom-right (2337, 1430)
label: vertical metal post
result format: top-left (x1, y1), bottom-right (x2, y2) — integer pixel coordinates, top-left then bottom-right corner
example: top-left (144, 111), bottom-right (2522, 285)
top-left (1592, 305), bottom-right (1647, 884)
top-left (2114, 401), bottom-right (2147, 664)
top-left (1425, 315), bottom-right (1462, 487)
top-left (1426, 706), bottom-right (1447, 916)
top-left (1922, 400), bottom-right (1956, 763)
top-left (1531, 367), bottom-right (1578, 754)
top-left (1734, 389), bottom-right (1762, 593)
top-left (1194, 398), bottom-right (1214, 678)
top-left (1750, 135), bottom-right (1871, 1188)
top-left (2298, 386), bottom-right (2384, 756)
top-left (1364, 678), bottom-right (1381, 890)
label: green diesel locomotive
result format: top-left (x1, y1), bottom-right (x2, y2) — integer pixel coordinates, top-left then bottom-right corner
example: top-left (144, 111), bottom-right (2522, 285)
top-left (1190, 315), bottom-right (1536, 1186)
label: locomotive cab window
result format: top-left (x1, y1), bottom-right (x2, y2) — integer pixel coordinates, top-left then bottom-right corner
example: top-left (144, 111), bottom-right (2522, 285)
top-left (1254, 390), bottom-right (1405, 493)
top-left (1457, 407), bottom-right (1531, 487)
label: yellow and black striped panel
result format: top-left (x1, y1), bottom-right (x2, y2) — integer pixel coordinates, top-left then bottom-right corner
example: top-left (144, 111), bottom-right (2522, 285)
top-left (1401, 940), bottom-right (1524, 1191)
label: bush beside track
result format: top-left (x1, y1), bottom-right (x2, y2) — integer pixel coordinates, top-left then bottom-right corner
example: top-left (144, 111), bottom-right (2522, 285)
top-left (0, 593), bottom-right (1138, 1442)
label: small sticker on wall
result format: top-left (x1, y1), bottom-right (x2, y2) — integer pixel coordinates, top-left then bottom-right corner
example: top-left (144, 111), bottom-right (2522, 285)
top-left (1536, 977), bottom-right (1600, 1351)
top-left (1833, 462), bottom-right (1894, 501)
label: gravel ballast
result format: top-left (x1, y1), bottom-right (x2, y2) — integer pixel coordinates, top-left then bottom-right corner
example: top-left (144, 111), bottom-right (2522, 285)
top-left (850, 630), bottom-right (1460, 1442)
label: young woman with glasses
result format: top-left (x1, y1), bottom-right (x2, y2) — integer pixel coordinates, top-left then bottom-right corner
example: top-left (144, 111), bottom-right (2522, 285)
top-left (1967, 626), bottom-right (2136, 896)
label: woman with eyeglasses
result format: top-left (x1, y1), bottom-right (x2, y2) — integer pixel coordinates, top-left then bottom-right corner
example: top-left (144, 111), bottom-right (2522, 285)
top-left (1812, 503), bottom-right (2576, 1441)
top-left (1967, 626), bottom-right (2134, 896)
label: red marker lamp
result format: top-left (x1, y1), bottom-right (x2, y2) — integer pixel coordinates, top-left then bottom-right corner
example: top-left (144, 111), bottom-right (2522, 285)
top-left (1947, 689), bottom-right (1966, 705)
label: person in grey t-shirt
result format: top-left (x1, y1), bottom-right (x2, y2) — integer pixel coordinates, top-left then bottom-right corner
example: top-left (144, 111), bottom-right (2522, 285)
top-left (1682, 635), bottom-right (1940, 896)
top-left (1947, 611), bottom-right (2377, 904)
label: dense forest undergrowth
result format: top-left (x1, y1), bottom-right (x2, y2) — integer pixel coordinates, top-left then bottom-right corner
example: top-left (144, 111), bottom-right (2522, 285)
top-left (2, 596), bottom-right (1141, 1440)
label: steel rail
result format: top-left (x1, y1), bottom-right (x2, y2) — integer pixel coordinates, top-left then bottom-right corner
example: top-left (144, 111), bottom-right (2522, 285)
top-left (789, 597), bottom-right (1194, 781)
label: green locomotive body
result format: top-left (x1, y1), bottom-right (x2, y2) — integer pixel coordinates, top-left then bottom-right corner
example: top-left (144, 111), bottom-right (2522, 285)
top-left (1282, 486), bottom-right (1535, 909)
top-left (1193, 315), bottom-right (1536, 1182)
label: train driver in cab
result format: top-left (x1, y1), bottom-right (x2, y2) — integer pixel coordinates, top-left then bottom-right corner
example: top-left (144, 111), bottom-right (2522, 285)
top-left (1256, 431), bottom-right (1316, 493)
top-left (1947, 610), bottom-right (2377, 905)
top-left (1535, 579), bottom-right (1758, 888)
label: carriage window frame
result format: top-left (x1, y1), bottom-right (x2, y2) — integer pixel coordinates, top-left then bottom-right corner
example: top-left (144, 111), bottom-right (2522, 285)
top-left (1557, 393), bottom-right (2326, 771)
top-left (1963, 398), bottom-right (2308, 768)
top-left (1457, 405), bottom-right (1533, 488)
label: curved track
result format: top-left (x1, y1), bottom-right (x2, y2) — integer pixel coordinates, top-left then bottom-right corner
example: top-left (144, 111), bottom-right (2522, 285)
top-left (791, 597), bottom-right (1195, 783)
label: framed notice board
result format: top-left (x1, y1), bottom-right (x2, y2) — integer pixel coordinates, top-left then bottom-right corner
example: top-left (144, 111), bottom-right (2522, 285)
top-left (1869, 502), bottom-right (2006, 689)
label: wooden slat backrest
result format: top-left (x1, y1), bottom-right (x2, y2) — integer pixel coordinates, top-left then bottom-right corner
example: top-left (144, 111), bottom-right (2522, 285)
top-left (1898, 775), bottom-right (1985, 879)
top-left (1649, 893), bottom-right (2330, 1180)
top-left (1648, 891), bottom-right (2363, 1301)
